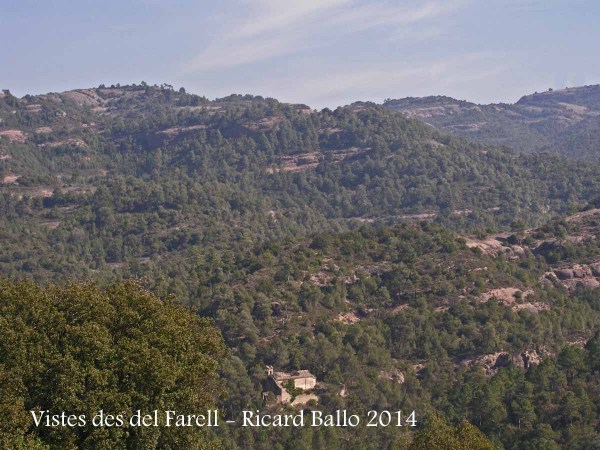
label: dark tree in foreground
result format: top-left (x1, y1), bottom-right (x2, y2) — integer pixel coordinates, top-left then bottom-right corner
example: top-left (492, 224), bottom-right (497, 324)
top-left (0, 280), bottom-right (226, 449)
top-left (410, 414), bottom-right (495, 450)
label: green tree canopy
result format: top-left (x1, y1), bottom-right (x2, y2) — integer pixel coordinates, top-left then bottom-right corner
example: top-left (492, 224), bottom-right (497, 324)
top-left (0, 280), bottom-right (226, 449)
top-left (410, 414), bottom-right (495, 450)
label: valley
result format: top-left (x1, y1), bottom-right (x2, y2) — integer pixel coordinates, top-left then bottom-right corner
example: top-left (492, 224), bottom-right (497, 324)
top-left (2, 84), bottom-right (600, 448)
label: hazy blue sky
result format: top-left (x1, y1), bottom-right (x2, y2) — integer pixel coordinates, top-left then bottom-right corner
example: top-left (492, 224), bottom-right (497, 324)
top-left (2, 0), bottom-right (599, 108)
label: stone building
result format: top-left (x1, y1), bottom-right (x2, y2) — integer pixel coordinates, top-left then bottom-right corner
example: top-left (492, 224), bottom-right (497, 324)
top-left (264, 366), bottom-right (317, 405)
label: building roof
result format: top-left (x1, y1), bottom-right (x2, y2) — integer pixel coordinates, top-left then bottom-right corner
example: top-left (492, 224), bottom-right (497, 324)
top-left (272, 370), bottom-right (315, 381)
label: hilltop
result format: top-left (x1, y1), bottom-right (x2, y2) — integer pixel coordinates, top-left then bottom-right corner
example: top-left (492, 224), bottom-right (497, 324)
top-left (384, 84), bottom-right (600, 160)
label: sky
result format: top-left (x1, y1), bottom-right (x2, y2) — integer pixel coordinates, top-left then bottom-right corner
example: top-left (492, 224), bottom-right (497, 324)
top-left (1, 0), bottom-right (599, 108)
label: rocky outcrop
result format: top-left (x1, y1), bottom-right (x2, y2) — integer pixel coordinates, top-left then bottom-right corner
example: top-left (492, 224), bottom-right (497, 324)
top-left (470, 352), bottom-right (512, 376)
top-left (337, 311), bottom-right (361, 325)
top-left (0, 129), bottom-right (27, 142)
top-left (478, 288), bottom-right (548, 312)
top-left (379, 368), bottom-right (405, 384)
top-left (463, 348), bottom-right (545, 376)
top-left (548, 262), bottom-right (600, 290)
top-left (555, 268), bottom-right (574, 280)
top-left (520, 349), bottom-right (543, 369)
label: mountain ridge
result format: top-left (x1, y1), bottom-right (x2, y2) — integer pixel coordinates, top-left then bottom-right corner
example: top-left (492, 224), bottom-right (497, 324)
top-left (3, 83), bottom-right (600, 238)
top-left (383, 84), bottom-right (600, 159)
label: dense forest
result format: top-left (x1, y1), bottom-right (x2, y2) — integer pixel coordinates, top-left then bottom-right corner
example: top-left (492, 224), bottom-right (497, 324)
top-left (2, 84), bottom-right (600, 448)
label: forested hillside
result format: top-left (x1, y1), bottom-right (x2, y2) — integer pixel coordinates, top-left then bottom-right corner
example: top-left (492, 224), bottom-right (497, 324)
top-left (3, 84), bottom-right (600, 448)
top-left (196, 202), bottom-right (600, 448)
top-left (384, 85), bottom-right (600, 160)
top-left (2, 83), bottom-right (600, 289)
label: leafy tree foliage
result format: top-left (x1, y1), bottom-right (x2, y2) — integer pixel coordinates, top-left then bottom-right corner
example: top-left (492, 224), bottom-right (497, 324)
top-left (0, 281), bottom-right (226, 449)
top-left (410, 414), bottom-right (495, 450)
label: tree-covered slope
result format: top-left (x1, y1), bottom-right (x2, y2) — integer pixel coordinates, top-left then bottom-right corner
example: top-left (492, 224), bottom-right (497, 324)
top-left (198, 207), bottom-right (600, 449)
top-left (2, 84), bottom-right (600, 288)
top-left (3, 84), bottom-right (600, 448)
top-left (383, 85), bottom-right (600, 160)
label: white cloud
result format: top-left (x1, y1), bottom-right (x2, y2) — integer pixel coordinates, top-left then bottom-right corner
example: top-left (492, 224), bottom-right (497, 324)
top-left (327, 0), bottom-right (466, 32)
top-left (384, 26), bottom-right (445, 44)
top-left (234, 0), bottom-right (352, 38)
top-left (185, 35), bottom-right (298, 71)
top-left (181, 0), bottom-right (467, 73)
